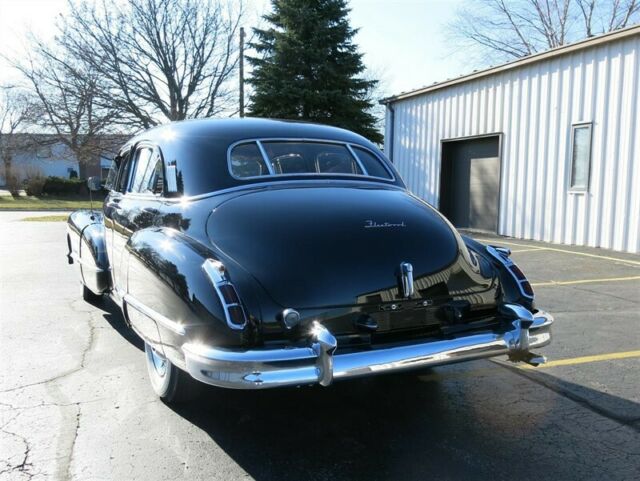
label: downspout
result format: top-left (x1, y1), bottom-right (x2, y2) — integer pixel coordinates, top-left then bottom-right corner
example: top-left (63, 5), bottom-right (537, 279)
top-left (387, 103), bottom-right (395, 163)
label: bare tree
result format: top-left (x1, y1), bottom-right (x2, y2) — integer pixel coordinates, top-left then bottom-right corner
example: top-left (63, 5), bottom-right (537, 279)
top-left (0, 87), bottom-right (34, 191)
top-left (448, 0), bottom-right (639, 63)
top-left (15, 43), bottom-right (121, 178)
top-left (58, 0), bottom-right (246, 129)
top-left (576, 0), bottom-right (640, 35)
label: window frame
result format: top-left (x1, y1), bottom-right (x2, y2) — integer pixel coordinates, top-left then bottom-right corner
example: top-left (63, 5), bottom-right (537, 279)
top-left (113, 149), bottom-right (133, 194)
top-left (227, 138), bottom-right (395, 182)
top-left (120, 142), bottom-right (167, 198)
top-left (129, 145), bottom-right (155, 193)
top-left (568, 122), bottom-right (593, 193)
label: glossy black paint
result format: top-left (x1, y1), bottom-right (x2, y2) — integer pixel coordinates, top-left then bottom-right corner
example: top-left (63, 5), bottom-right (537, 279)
top-left (67, 118), bottom-right (533, 369)
top-left (67, 210), bottom-right (111, 295)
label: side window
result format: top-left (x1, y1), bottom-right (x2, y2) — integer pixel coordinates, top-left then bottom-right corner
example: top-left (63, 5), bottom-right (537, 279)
top-left (144, 155), bottom-right (164, 194)
top-left (569, 123), bottom-right (592, 191)
top-left (130, 147), bottom-right (154, 193)
top-left (104, 158), bottom-right (119, 191)
top-left (116, 153), bottom-right (133, 193)
top-left (352, 147), bottom-right (393, 179)
top-left (230, 142), bottom-right (269, 178)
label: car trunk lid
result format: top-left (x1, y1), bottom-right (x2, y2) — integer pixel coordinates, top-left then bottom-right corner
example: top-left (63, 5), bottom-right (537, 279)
top-left (206, 183), bottom-right (496, 311)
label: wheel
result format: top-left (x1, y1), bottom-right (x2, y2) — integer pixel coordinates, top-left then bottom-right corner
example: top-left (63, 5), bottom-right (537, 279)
top-left (81, 283), bottom-right (102, 304)
top-left (144, 343), bottom-right (201, 403)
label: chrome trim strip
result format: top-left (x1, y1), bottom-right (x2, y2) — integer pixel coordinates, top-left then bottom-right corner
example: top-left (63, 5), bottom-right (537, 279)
top-left (183, 308), bottom-right (553, 390)
top-left (70, 251), bottom-right (111, 272)
top-left (255, 140), bottom-right (276, 175)
top-left (226, 137), bottom-right (396, 182)
top-left (345, 143), bottom-right (369, 175)
top-left (124, 294), bottom-right (186, 335)
top-left (130, 179), bottom-right (405, 205)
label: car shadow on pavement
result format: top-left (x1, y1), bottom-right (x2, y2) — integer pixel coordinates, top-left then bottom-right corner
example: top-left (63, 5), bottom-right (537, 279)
top-left (167, 366), bottom-right (640, 481)
top-left (93, 300), bottom-right (640, 480)
top-left (99, 297), bottom-right (144, 351)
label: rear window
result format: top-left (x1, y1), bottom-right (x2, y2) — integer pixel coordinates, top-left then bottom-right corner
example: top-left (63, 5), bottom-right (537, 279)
top-left (229, 140), bottom-right (392, 180)
top-left (230, 142), bottom-right (269, 178)
top-left (352, 146), bottom-right (393, 180)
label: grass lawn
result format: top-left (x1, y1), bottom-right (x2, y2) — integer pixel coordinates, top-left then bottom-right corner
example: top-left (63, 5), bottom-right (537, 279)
top-left (0, 196), bottom-right (96, 210)
top-left (21, 214), bottom-right (70, 222)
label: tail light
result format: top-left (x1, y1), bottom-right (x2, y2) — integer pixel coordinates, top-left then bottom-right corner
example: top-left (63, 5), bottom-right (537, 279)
top-left (202, 259), bottom-right (247, 329)
top-left (487, 246), bottom-right (534, 299)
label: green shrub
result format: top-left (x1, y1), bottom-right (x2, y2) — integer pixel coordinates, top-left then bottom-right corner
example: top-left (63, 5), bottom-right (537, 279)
top-left (25, 176), bottom-right (46, 196)
top-left (24, 167), bottom-right (46, 196)
top-left (43, 176), bottom-right (85, 196)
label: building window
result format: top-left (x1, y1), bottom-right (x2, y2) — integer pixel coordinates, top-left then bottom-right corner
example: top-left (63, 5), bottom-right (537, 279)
top-left (569, 123), bottom-right (592, 191)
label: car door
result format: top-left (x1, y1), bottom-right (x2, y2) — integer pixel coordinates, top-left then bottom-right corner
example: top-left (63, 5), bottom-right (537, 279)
top-left (104, 148), bottom-right (131, 295)
top-left (107, 144), bottom-right (159, 297)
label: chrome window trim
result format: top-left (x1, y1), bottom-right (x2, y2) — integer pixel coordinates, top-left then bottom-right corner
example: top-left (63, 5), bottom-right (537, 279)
top-left (126, 141), bottom-right (158, 194)
top-left (344, 143), bottom-right (369, 176)
top-left (227, 138), bottom-right (396, 182)
top-left (255, 140), bottom-right (276, 175)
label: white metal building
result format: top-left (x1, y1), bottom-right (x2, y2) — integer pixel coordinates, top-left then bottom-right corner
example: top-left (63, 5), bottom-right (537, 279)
top-left (382, 25), bottom-right (640, 254)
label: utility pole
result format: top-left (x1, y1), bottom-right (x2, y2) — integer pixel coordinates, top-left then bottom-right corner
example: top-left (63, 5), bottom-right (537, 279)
top-left (239, 27), bottom-right (245, 118)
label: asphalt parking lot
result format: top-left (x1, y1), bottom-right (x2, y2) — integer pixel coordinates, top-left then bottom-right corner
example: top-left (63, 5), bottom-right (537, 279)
top-left (1, 212), bottom-right (638, 481)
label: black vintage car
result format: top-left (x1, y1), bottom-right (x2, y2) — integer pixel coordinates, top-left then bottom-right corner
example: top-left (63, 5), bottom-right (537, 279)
top-left (67, 118), bottom-right (553, 402)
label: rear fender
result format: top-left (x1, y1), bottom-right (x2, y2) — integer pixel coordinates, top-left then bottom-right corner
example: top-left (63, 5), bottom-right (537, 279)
top-left (462, 235), bottom-right (534, 311)
top-left (125, 228), bottom-right (254, 369)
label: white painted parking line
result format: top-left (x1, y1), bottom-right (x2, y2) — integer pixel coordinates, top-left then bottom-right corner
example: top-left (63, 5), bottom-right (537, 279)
top-left (531, 275), bottom-right (640, 287)
top-left (418, 350), bottom-right (640, 382)
top-left (487, 239), bottom-right (640, 267)
top-left (517, 350), bottom-right (640, 369)
top-left (510, 247), bottom-right (549, 253)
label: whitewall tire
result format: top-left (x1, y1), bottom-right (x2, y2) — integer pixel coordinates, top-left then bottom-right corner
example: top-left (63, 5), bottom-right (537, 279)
top-left (144, 343), bottom-right (201, 403)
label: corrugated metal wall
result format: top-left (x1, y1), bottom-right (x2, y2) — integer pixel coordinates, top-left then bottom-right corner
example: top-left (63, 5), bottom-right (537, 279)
top-left (385, 33), bottom-right (640, 253)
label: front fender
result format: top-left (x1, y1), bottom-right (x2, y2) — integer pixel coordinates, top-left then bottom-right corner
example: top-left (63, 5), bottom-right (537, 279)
top-left (125, 227), bottom-right (253, 369)
top-left (67, 210), bottom-right (111, 294)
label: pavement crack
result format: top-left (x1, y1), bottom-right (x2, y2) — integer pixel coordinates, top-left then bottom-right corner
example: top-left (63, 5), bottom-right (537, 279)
top-left (0, 303), bottom-right (100, 395)
top-left (0, 427), bottom-right (34, 480)
top-left (62, 403), bottom-right (82, 481)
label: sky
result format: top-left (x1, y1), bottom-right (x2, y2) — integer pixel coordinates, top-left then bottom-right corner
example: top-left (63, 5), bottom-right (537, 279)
top-left (0, 0), bottom-right (468, 99)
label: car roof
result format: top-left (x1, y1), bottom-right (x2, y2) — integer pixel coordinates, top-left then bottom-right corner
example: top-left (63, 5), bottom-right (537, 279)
top-left (120, 118), bottom-right (401, 196)
top-left (130, 117), bottom-right (379, 150)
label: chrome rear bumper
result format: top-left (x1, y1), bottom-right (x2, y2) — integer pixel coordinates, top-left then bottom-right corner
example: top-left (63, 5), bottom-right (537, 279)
top-left (182, 305), bottom-right (553, 389)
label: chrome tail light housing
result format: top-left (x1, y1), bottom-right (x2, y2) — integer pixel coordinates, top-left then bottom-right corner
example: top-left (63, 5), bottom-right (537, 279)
top-left (486, 246), bottom-right (534, 299)
top-left (203, 259), bottom-right (248, 329)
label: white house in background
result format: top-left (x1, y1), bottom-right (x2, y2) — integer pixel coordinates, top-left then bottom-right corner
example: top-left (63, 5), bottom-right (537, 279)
top-left (0, 134), bottom-right (125, 185)
top-left (0, 140), bottom-right (79, 186)
top-left (381, 25), bottom-right (639, 254)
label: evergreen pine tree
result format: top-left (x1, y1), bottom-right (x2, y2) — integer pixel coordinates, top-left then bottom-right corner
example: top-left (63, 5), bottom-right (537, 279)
top-left (248, 0), bottom-right (382, 144)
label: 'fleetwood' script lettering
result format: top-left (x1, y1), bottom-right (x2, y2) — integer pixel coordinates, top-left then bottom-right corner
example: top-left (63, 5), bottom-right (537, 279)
top-left (364, 220), bottom-right (407, 229)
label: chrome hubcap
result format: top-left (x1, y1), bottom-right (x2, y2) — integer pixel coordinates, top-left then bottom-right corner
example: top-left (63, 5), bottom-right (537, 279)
top-left (149, 348), bottom-right (167, 377)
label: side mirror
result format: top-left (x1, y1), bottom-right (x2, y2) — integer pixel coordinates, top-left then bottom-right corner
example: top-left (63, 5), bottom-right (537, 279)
top-left (87, 176), bottom-right (102, 192)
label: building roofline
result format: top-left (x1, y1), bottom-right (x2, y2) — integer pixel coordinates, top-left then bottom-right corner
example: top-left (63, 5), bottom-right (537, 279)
top-left (380, 24), bottom-right (640, 105)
